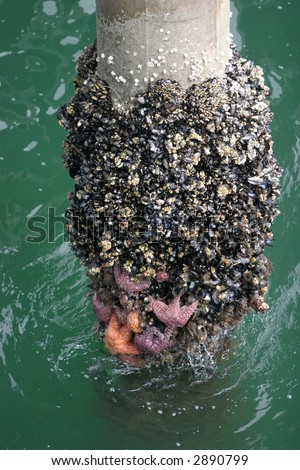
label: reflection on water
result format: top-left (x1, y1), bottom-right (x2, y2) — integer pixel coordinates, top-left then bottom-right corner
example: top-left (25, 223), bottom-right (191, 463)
top-left (234, 383), bottom-right (272, 433)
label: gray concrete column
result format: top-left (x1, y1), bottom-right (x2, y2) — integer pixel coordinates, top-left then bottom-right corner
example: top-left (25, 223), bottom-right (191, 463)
top-left (96, 0), bottom-right (231, 106)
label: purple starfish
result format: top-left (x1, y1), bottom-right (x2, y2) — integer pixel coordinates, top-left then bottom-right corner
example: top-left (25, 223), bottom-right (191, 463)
top-left (113, 306), bottom-right (128, 325)
top-left (113, 263), bottom-right (150, 294)
top-left (148, 296), bottom-right (198, 328)
top-left (92, 292), bottom-right (113, 323)
top-left (134, 327), bottom-right (174, 354)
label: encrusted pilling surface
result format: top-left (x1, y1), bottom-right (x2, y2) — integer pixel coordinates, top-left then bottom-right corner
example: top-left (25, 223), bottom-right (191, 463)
top-left (58, 41), bottom-right (281, 365)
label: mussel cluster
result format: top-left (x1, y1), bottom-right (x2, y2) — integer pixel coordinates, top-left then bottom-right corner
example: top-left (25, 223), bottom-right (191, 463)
top-left (58, 41), bottom-right (281, 364)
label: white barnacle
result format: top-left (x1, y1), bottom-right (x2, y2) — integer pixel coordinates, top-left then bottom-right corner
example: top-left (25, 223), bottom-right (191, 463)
top-left (217, 185), bottom-right (230, 199)
top-left (131, 176), bottom-right (140, 186)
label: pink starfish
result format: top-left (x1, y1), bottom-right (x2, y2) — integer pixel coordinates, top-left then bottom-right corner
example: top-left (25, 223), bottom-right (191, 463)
top-left (113, 263), bottom-right (150, 294)
top-left (148, 296), bottom-right (198, 328)
top-left (92, 292), bottom-right (113, 323)
top-left (156, 270), bottom-right (169, 281)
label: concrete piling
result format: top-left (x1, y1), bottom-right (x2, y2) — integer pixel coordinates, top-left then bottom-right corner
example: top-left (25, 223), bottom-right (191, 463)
top-left (96, 0), bottom-right (231, 105)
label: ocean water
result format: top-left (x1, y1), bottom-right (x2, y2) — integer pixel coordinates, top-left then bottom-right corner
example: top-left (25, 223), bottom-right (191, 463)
top-left (0, 0), bottom-right (299, 450)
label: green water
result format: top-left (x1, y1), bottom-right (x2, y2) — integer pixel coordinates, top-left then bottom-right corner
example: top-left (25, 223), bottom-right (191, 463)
top-left (1, 0), bottom-right (299, 450)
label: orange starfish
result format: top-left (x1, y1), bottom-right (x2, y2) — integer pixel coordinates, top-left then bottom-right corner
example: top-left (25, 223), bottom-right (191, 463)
top-left (127, 310), bottom-right (143, 333)
top-left (104, 313), bottom-right (140, 355)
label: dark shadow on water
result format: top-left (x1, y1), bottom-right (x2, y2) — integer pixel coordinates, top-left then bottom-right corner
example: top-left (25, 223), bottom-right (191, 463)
top-left (87, 340), bottom-right (245, 449)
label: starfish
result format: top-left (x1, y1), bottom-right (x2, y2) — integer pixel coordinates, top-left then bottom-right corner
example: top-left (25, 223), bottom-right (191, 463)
top-left (114, 306), bottom-right (142, 333)
top-left (92, 292), bottom-right (113, 323)
top-left (156, 270), bottom-right (169, 281)
top-left (114, 306), bottom-right (127, 324)
top-left (127, 310), bottom-right (143, 333)
top-left (113, 263), bottom-right (150, 294)
top-left (104, 313), bottom-right (140, 355)
top-left (148, 296), bottom-right (198, 328)
top-left (134, 327), bottom-right (174, 354)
